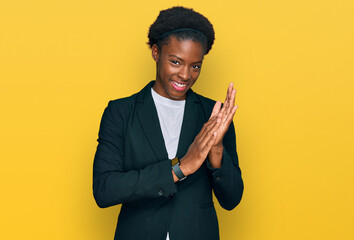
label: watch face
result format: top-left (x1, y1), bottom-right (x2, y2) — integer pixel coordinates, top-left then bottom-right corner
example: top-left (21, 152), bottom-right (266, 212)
top-left (171, 157), bottom-right (179, 166)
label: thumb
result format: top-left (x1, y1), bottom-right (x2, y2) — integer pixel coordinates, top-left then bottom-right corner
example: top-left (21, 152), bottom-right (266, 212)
top-left (209, 101), bottom-right (222, 119)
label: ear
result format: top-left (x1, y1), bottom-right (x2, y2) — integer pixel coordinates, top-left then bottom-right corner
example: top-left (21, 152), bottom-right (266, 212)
top-left (151, 44), bottom-right (159, 62)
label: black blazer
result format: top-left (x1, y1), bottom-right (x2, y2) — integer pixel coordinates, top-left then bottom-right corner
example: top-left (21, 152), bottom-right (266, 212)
top-left (93, 81), bottom-right (244, 240)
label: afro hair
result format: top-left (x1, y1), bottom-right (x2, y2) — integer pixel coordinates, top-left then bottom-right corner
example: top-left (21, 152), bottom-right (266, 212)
top-left (148, 6), bottom-right (215, 55)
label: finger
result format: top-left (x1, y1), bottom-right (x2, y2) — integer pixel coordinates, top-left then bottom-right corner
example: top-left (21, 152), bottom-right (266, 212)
top-left (222, 83), bottom-right (231, 110)
top-left (228, 82), bottom-right (233, 100)
top-left (198, 113), bottom-right (221, 140)
top-left (230, 88), bottom-right (237, 106)
top-left (224, 105), bottom-right (238, 126)
top-left (209, 101), bottom-right (222, 119)
top-left (200, 116), bottom-right (221, 148)
top-left (224, 89), bottom-right (236, 119)
top-left (219, 103), bottom-right (228, 124)
top-left (226, 82), bottom-right (233, 102)
top-left (217, 101), bottom-right (226, 118)
top-left (195, 114), bottom-right (220, 141)
top-left (219, 103), bottom-right (226, 118)
top-left (202, 130), bottom-right (218, 152)
top-left (222, 83), bottom-right (234, 114)
top-left (197, 117), bottom-right (219, 144)
top-left (224, 84), bottom-right (230, 103)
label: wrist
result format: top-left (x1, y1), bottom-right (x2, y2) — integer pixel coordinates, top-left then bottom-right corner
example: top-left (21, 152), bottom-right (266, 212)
top-left (179, 157), bottom-right (192, 176)
top-left (210, 144), bottom-right (223, 155)
top-left (172, 170), bottom-right (179, 182)
top-left (208, 145), bottom-right (223, 168)
top-left (171, 157), bottom-right (187, 181)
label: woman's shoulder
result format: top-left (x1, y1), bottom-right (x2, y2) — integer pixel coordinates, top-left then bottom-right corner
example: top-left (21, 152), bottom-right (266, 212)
top-left (108, 80), bottom-right (154, 108)
top-left (109, 92), bottom-right (138, 107)
top-left (103, 92), bottom-right (139, 120)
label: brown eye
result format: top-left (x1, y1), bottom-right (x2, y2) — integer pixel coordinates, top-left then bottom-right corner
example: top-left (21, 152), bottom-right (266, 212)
top-left (193, 65), bottom-right (201, 69)
top-left (170, 60), bottom-right (180, 65)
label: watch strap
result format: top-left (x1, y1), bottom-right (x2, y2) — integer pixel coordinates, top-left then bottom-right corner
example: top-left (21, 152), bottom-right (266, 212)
top-left (172, 161), bottom-right (186, 181)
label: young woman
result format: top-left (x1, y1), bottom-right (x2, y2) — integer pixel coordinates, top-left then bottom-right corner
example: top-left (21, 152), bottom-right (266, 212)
top-left (93, 6), bottom-right (244, 240)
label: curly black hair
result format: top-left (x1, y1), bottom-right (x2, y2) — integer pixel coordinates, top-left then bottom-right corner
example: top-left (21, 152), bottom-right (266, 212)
top-left (148, 6), bottom-right (215, 55)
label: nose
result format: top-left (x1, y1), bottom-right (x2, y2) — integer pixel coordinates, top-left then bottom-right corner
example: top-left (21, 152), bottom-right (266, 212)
top-left (178, 66), bottom-right (191, 81)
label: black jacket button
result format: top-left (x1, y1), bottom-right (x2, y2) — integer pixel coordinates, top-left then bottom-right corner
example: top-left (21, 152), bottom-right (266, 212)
top-left (157, 189), bottom-right (164, 196)
top-left (166, 193), bottom-right (174, 199)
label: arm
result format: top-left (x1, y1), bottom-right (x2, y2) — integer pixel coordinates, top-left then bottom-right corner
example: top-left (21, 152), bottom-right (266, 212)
top-left (206, 83), bottom-right (244, 210)
top-left (92, 101), bottom-right (177, 208)
top-left (207, 121), bottom-right (244, 210)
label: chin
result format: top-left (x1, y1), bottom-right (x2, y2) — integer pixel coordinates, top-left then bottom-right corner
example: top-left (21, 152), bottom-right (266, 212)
top-left (173, 87), bottom-right (190, 97)
top-left (164, 86), bottom-right (187, 100)
top-left (168, 93), bottom-right (186, 100)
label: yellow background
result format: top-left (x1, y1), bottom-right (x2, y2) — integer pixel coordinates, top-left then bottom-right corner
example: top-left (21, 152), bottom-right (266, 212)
top-left (1, 0), bottom-right (353, 239)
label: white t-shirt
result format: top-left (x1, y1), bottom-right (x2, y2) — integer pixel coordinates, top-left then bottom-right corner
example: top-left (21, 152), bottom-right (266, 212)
top-left (151, 87), bottom-right (186, 240)
top-left (151, 87), bottom-right (186, 159)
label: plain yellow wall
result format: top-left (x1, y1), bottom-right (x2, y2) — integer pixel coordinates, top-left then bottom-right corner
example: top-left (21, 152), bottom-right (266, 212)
top-left (1, 0), bottom-right (353, 239)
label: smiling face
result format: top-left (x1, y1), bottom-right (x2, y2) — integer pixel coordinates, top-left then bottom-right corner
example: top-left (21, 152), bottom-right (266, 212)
top-left (152, 36), bottom-right (205, 100)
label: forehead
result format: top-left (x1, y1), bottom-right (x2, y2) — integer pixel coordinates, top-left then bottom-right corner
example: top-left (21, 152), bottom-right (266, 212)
top-left (160, 36), bottom-right (205, 61)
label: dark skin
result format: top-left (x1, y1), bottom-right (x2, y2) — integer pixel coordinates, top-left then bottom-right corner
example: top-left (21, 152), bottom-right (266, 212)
top-left (152, 36), bottom-right (238, 182)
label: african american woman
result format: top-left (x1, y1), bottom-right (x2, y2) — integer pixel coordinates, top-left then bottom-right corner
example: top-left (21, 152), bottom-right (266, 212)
top-left (93, 6), bottom-right (244, 240)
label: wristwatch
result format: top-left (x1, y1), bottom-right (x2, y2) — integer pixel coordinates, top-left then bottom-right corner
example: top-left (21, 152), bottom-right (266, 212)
top-left (171, 157), bottom-right (186, 181)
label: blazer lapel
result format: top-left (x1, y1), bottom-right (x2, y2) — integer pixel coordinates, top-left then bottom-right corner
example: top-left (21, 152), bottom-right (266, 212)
top-left (136, 81), bottom-right (168, 161)
top-left (176, 90), bottom-right (203, 159)
top-left (136, 81), bottom-right (204, 162)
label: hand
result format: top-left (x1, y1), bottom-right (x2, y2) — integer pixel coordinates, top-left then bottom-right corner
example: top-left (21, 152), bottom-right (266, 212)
top-left (208, 83), bottom-right (238, 168)
top-left (175, 83), bottom-right (238, 178)
top-left (178, 113), bottom-right (222, 176)
top-left (209, 82), bottom-right (238, 148)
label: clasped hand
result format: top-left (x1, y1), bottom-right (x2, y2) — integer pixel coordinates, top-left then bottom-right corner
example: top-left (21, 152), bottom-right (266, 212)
top-left (179, 83), bottom-right (238, 176)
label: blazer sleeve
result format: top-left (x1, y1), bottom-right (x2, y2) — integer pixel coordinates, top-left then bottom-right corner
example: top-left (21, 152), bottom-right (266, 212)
top-left (92, 101), bottom-right (177, 208)
top-left (206, 121), bottom-right (244, 210)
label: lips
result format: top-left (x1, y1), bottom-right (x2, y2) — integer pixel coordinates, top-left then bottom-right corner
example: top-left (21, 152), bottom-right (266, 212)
top-left (171, 80), bottom-right (187, 91)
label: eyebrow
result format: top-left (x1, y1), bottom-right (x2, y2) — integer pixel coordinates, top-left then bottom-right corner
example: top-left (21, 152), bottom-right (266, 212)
top-left (168, 54), bottom-right (203, 64)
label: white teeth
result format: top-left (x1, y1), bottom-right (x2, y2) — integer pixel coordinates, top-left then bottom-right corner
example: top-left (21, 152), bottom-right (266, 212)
top-left (173, 81), bottom-right (186, 87)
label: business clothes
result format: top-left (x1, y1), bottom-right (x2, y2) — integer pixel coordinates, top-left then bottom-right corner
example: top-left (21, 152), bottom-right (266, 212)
top-left (93, 81), bottom-right (244, 240)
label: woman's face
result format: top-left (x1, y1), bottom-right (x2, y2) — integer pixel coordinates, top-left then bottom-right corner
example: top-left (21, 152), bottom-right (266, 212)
top-left (152, 36), bottom-right (205, 100)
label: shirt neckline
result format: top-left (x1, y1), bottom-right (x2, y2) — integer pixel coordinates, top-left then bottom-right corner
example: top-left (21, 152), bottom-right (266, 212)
top-left (151, 87), bottom-right (186, 107)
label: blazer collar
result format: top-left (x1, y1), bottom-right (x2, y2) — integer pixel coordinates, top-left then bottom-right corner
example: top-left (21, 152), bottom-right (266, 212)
top-left (136, 81), bottom-right (201, 161)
